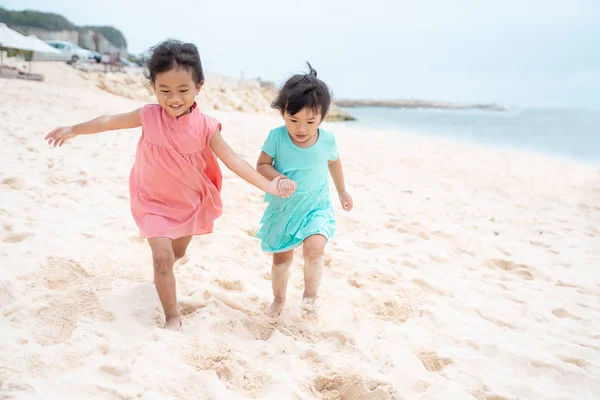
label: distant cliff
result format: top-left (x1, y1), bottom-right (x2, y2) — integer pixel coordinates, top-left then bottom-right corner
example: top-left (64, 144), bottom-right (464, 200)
top-left (0, 7), bottom-right (127, 53)
top-left (335, 99), bottom-right (508, 111)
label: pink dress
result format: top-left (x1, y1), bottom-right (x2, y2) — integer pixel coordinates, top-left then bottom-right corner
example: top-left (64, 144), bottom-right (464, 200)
top-left (128, 102), bottom-right (223, 239)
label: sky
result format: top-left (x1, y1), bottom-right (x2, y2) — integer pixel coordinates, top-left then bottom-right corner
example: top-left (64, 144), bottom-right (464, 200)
top-left (2, 0), bottom-right (599, 108)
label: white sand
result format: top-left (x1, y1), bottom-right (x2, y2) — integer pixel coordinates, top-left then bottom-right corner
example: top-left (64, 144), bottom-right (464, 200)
top-left (1, 63), bottom-right (600, 400)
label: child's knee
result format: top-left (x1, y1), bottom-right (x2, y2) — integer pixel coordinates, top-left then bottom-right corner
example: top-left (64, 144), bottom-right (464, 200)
top-left (173, 249), bottom-right (186, 260)
top-left (302, 235), bottom-right (327, 260)
top-left (273, 261), bottom-right (292, 271)
top-left (303, 246), bottom-right (324, 260)
top-left (153, 248), bottom-right (175, 274)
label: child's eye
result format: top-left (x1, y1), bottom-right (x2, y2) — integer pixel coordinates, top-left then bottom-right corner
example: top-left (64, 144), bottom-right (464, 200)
top-left (180, 90), bottom-right (189, 93)
top-left (161, 91), bottom-right (169, 94)
top-left (290, 120), bottom-right (297, 123)
top-left (307, 122), bottom-right (314, 124)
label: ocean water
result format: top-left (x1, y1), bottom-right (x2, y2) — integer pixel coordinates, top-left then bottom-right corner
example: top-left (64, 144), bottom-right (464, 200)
top-left (337, 107), bottom-right (600, 165)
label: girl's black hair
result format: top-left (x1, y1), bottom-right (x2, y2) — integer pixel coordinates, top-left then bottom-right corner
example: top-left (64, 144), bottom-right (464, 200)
top-left (143, 40), bottom-right (204, 84)
top-left (271, 62), bottom-right (332, 118)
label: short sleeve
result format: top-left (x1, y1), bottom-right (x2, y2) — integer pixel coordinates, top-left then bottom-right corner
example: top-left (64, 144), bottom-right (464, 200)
top-left (203, 115), bottom-right (222, 148)
top-left (261, 129), bottom-right (280, 158)
top-left (328, 133), bottom-right (339, 161)
top-left (139, 104), bottom-right (154, 127)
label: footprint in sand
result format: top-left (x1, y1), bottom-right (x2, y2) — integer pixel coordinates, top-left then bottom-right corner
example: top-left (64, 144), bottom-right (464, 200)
top-left (476, 310), bottom-right (519, 330)
top-left (413, 278), bottom-right (447, 296)
top-left (355, 241), bottom-right (381, 250)
top-left (417, 350), bottom-right (454, 372)
top-left (370, 272), bottom-right (397, 285)
top-left (241, 316), bottom-right (278, 340)
top-left (178, 300), bottom-right (205, 316)
top-left (470, 389), bottom-right (511, 400)
top-left (551, 308), bottom-right (580, 320)
top-left (485, 259), bottom-right (536, 281)
top-left (385, 218), bottom-right (402, 229)
top-left (36, 257), bottom-right (94, 290)
top-left (372, 298), bottom-right (412, 324)
top-left (562, 357), bottom-right (590, 368)
top-left (320, 329), bottom-right (356, 345)
top-left (396, 221), bottom-right (430, 240)
top-left (32, 288), bottom-right (102, 345)
top-left (241, 316), bottom-right (320, 343)
top-left (0, 380), bottom-right (36, 397)
top-left (215, 279), bottom-right (244, 292)
top-left (99, 364), bottom-right (130, 377)
top-left (9, 257), bottom-right (114, 345)
top-left (348, 278), bottom-right (362, 288)
top-left (1, 177), bottom-right (26, 190)
top-left (184, 344), bottom-right (267, 395)
top-left (3, 232), bottom-right (34, 243)
top-left (313, 371), bottom-right (396, 400)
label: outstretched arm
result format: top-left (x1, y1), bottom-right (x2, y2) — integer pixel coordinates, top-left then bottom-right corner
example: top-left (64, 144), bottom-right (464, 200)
top-left (45, 108), bottom-right (142, 147)
top-left (329, 157), bottom-right (353, 211)
top-left (210, 130), bottom-right (285, 197)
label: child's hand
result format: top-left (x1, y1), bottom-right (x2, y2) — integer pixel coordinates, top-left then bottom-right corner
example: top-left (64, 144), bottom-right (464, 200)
top-left (338, 190), bottom-right (353, 211)
top-left (45, 126), bottom-right (77, 147)
top-left (277, 177), bottom-right (297, 198)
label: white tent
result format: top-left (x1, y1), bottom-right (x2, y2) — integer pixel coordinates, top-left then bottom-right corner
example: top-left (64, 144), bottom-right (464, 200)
top-left (0, 23), bottom-right (34, 52)
top-left (0, 23), bottom-right (60, 70)
top-left (26, 35), bottom-right (61, 54)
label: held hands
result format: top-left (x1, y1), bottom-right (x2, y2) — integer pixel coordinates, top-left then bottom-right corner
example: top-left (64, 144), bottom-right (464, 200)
top-left (45, 126), bottom-right (77, 147)
top-left (266, 176), bottom-right (297, 198)
top-left (277, 176), bottom-right (297, 198)
top-left (338, 190), bottom-right (353, 211)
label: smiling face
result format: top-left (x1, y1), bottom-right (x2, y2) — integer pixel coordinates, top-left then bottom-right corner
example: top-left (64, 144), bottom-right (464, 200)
top-left (151, 66), bottom-right (202, 117)
top-left (283, 107), bottom-right (323, 147)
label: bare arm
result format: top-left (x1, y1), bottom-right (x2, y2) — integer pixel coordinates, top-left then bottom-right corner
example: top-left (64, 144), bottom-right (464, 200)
top-left (71, 108), bottom-right (142, 135)
top-left (210, 130), bottom-right (281, 196)
top-left (45, 108), bottom-right (142, 147)
top-left (328, 157), bottom-right (346, 193)
top-left (256, 151), bottom-right (283, 180)
top-left (329, 157), bottom-right (353, 211)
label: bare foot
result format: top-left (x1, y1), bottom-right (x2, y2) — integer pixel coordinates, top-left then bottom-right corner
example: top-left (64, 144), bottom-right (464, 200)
top-left (300, 297), bottom-right (318, 321)
top-left (265, 300), bottom-right (285, 318)
top-left (165, 315), bottom-right (182, 331)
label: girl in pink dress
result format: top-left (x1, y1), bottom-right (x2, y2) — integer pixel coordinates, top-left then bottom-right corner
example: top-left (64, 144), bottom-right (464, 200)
top-left (44, 40), bottom-right (291, 330)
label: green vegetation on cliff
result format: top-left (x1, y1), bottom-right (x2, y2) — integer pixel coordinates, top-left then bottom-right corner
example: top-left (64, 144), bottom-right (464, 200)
top-left (0, 7), bottom-right (74, 30)
top-left (0, 7), bottom-right (127, 49)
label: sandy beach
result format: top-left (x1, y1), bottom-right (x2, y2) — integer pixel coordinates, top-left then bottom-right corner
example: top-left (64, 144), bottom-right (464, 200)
top-left (1, 63), bottom-right (600, 400)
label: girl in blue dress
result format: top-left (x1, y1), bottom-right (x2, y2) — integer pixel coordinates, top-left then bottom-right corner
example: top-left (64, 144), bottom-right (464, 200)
top-left (256, 63), bottom-right (353, 320)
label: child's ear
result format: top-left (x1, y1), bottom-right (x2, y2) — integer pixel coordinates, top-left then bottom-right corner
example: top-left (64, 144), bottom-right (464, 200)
top-left (195, 81), bottom-right (204, 95)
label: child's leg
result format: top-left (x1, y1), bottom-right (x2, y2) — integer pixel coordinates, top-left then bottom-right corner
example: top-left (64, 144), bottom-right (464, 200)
top-left (301, 234), bottom-right (327, 320)
top-left (148, 237), bottom-right (180, 330)
top-left (151, 235), bottom-right (193, 284)
top-left (172, 235), bottom-right (193, 261)
top-left (265, 250), bottom-right (294, 317)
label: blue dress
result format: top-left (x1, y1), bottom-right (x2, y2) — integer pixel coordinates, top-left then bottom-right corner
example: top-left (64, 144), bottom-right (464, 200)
top-left (255, 126), bottom-right (339, 253)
